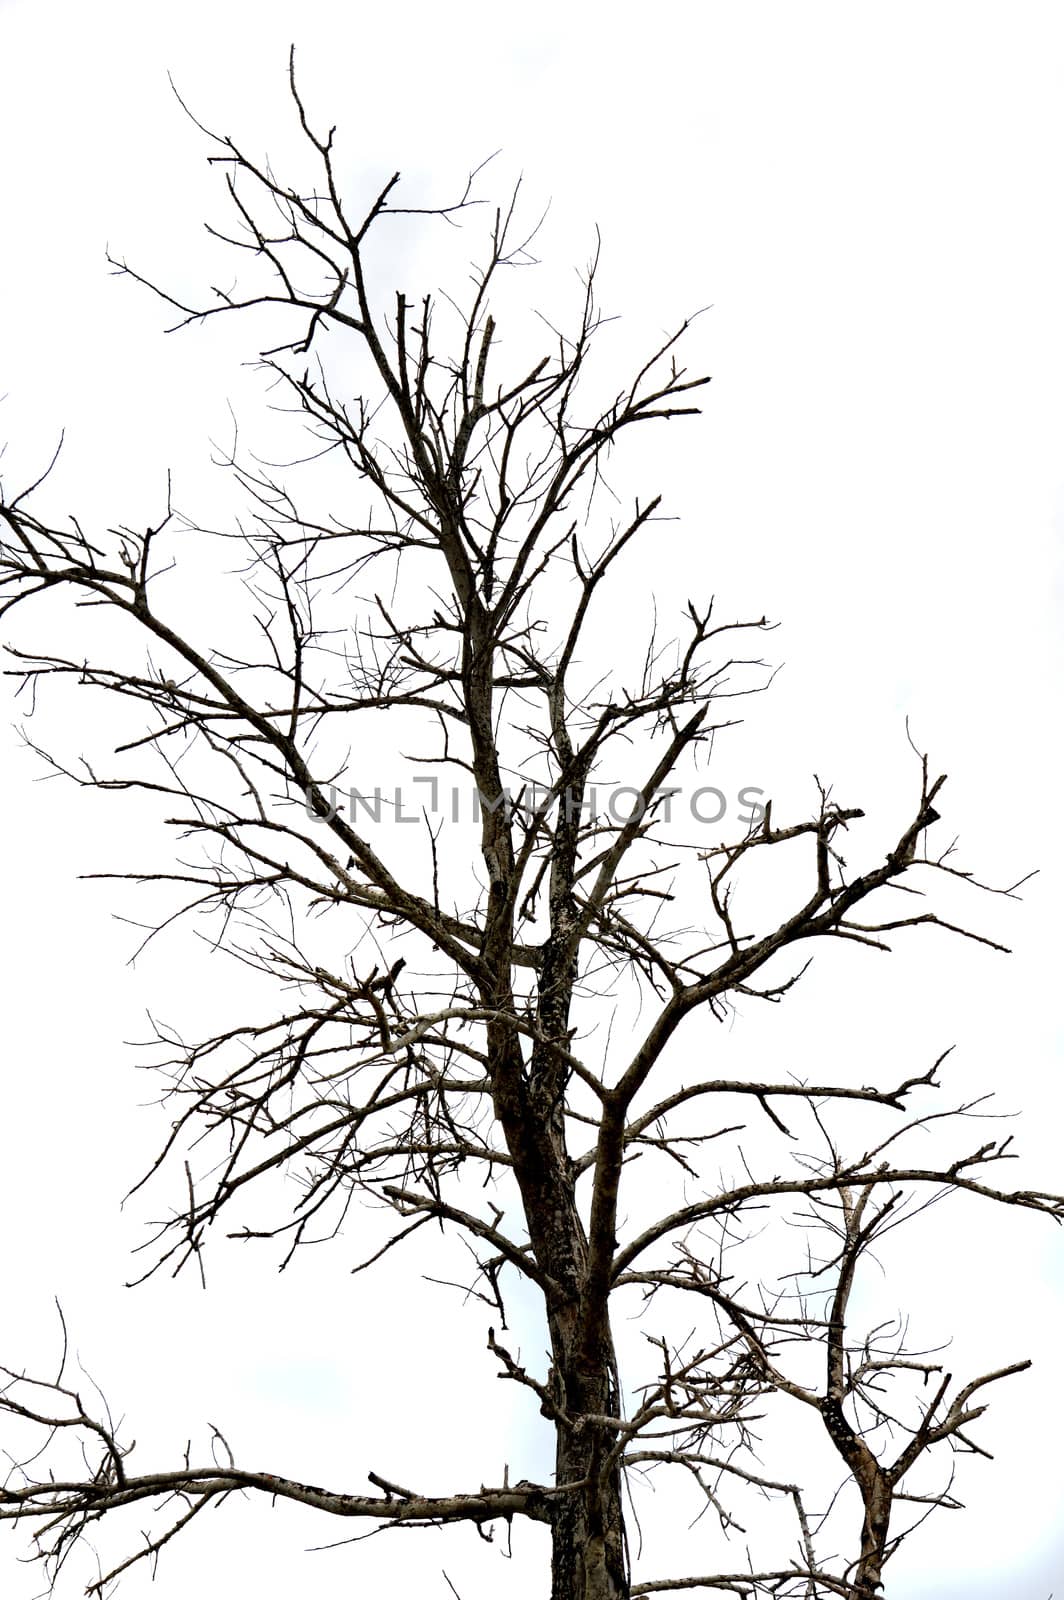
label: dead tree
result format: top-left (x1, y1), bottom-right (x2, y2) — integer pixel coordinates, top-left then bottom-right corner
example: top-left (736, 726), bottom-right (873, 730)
top-left (1, 60), bottom-right (1059, 1599)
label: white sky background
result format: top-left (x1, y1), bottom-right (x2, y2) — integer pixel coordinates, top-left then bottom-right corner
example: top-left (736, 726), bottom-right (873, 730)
top-left (0, 1), bottom-right (1062, 1596)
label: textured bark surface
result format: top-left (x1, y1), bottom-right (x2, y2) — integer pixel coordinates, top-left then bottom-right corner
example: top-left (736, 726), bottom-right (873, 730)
top-left (550, 1343), bottom-right (627, 1600)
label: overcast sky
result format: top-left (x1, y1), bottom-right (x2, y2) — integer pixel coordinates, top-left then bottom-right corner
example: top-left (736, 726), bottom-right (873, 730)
top-left (1, 3), bottom-right (1062, 1597)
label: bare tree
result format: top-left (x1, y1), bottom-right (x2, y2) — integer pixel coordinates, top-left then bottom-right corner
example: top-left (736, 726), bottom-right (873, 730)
top-left (1, 62), bottom-right (1058, 1600)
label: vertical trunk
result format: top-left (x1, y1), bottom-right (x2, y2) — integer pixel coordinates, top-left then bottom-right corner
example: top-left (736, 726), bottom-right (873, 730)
top-left (549, 1319), bottom-right (628, 1600)
top-left (852, 1476), bottom-right (892, 1599)
top-left (550, 1475), bottom-right (627, 1600)
top-left (821, 1396), bottom-right (892, 1600)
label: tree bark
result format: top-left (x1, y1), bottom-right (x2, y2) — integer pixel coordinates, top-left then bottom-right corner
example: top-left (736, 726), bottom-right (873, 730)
top-left (549, 1320), bottom-right (628, 1600)
top-left (852, 1476), bottom-right (892, 1600)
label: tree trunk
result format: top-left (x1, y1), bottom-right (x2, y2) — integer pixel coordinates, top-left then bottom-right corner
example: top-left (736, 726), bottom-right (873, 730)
top-left (549, 1320), bottom-right (628, 1600)
top-left (852, 1471), bottom-right (892, 1598)
top-left (550, 1431), bottom-right (627, 1597)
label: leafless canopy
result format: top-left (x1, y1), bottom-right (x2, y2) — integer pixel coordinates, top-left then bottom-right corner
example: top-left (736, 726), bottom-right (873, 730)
top-left (0, 57), bottom-right (1057, 1600)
